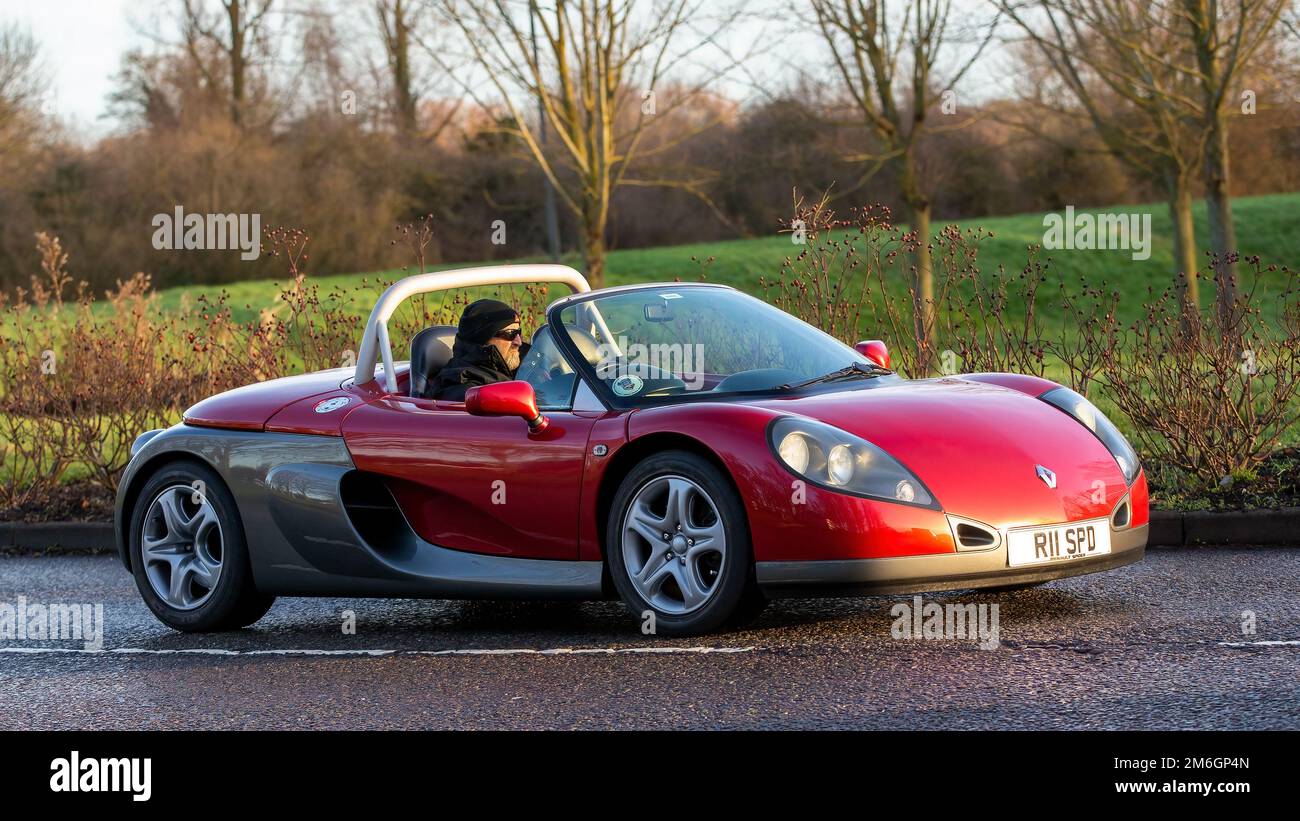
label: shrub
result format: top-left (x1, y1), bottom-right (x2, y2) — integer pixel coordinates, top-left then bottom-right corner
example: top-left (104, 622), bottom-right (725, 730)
top-left (765, 190), bottom-right (1056, 382)
top-left (1081, 258), bottom-right (1300, 483)
top-left (0, 223), bottom-right (559, 509)
top-left (0, 235), bottom-right (75, 507)
top-left (0, 234), bottom-right (191, 503)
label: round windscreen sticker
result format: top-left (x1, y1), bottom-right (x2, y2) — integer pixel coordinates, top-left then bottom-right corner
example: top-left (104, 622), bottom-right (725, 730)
top-left (314, 396), bottom-right (351, 413)
top-left (610, 374), bottom-right (644, 397)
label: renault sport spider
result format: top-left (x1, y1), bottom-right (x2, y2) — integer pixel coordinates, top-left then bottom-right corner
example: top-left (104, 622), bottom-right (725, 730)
top-left (115, 264), bottom-right (1147, 635)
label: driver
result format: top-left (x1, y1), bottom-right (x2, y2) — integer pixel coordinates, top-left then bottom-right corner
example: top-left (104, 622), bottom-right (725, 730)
top-left (430, 298), bottom-right (530, 402)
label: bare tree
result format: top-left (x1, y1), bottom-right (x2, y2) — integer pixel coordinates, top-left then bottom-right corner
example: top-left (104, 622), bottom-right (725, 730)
top-left (809, 0), bottom-right (995, 373)
top-left (1177, 0), bottom-right (1286, 324)
top-left (0, 24), bottom-right (44, 117)
top-left (426, 0), bottom-right (741, 288)
top-left (1000, 1), bottom-right (1207, 314)
top-left (0, 23), bottom-right (48, 279)
top-left (0, 23), bottom-right (46, 160)
top-left (296, 4), bottom-right (352, 117)
top-left (376, 0), bottom-right (419, 133)
top-left (374, 0), bottom-right (462, 140)
top-left (179, 0), bottom-right (277, 127)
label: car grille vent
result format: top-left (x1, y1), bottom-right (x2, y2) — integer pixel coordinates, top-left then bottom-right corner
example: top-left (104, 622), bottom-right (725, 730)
top-left (956, 523), bottom-right (997, 548)
top-left (1111, 499), bottom-right (1131, 528)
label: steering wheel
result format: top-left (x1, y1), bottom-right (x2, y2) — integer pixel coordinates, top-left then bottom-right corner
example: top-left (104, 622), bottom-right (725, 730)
top-left (595, 360), bottom-right (689, 397)
top-left (515, 346), bottom-right (554, 384)
top-left (562, 324), bottom-right (604, 367)
top-left (514, 327), bottom-right (559, 384)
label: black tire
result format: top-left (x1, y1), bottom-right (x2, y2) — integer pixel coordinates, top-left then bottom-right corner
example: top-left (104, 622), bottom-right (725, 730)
top-left (129, 460), bottom-right (275, 632)
top-left (607, 450), bottom-right (766, 636)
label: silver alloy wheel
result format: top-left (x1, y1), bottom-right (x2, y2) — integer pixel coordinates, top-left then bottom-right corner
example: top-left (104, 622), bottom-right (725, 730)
top-left (621, 474), bottom-right (727, 615)
top-left (141, 484), bottom-right (224, 610)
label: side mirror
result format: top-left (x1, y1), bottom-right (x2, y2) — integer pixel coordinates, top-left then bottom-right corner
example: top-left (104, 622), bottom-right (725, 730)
top-left (855, 339), bottom-right (891, 370)
top-left (465, 381), bottom-right (550, 434)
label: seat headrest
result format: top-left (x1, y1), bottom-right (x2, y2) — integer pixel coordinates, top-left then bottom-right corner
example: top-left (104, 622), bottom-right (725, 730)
top-left (564, 324), bottom-right (603, 365)
top-left (409, 325), bottom-right (458, 398)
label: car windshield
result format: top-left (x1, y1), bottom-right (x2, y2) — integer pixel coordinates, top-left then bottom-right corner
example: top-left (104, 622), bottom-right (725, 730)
top-left (554, 287), bottom-right (882, 404)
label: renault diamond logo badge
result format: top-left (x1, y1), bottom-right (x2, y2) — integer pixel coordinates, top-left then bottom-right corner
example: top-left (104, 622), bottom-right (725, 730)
top-left (1035, 465), bottom-right (1057, 489)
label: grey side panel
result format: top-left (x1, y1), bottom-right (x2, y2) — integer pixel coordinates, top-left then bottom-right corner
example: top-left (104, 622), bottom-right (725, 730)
top-left (116, 424), bottom-right (603, 599)
top-left (115, 426), bottom-right (355, 574)
top-left (262, 461), bottom-right (601, 597)
top-left (130, 429), bottom-right (165, 457)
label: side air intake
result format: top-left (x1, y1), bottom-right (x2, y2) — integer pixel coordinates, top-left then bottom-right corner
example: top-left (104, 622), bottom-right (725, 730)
top-left (340, 470), bottom-right (410, 554)
top-left (1111, 494), bottom-right (1132, 529)
top-left (946, 515), bottom-right (1003, 553)
top-left (956, 523), bottom-right (997, 547)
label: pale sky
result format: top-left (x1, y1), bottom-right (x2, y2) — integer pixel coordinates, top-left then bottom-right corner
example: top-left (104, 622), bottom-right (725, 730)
top-left (3, 0), bottom-right (139, 136)
top-left (2, 0), bottom-right (1014, 139)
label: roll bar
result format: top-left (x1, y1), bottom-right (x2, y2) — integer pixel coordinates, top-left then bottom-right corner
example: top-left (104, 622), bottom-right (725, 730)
top-left (354, 264), bottom-right (607, 393)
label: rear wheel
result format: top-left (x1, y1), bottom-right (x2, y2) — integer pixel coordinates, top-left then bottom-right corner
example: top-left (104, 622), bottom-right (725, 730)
top-left (607, 451), bottom-right (765, 636)
top-left (129, 461), bottom-right (274, 632)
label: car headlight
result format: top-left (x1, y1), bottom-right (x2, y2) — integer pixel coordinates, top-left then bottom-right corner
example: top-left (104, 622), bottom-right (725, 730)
top-left (1041, 386), bottom-right (1140, 485)
top-left (778, 429), bottom-right (810, 473)
top-left (768, 416), bottom-right (936, 508)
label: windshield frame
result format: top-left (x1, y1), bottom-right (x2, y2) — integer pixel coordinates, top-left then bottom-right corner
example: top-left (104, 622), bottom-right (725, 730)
top-left (545, 283), bottom-right (891, 410)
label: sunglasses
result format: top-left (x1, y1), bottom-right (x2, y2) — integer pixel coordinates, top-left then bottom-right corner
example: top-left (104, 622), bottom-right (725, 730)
top-left (493, 328), bottom-right (523, 341)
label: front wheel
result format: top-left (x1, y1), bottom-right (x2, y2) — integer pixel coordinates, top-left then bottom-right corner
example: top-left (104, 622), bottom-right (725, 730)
top-left (607, 451), bottom-right (765, 636)
top-left (129, 461), bottom-right (275, 632)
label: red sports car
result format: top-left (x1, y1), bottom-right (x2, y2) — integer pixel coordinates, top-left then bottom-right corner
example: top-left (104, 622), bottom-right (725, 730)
top-left (115, 264), bottom-right (1148, 636)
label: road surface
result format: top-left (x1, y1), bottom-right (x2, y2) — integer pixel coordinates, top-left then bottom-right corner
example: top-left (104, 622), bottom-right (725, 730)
top-left (1, 546), bottom-right (1296, 729)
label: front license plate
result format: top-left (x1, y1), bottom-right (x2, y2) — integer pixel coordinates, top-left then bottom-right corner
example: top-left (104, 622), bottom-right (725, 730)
top-left (1006, 519), bottom-right (1111, 567)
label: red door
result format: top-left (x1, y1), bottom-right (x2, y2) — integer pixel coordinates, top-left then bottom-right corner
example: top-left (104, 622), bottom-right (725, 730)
top-left (342, 396), bottom-right (598, 560)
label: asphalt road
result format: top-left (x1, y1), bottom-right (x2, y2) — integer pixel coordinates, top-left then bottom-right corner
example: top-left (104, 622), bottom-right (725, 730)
top-left (1, 546), bottom-right (1297, 729)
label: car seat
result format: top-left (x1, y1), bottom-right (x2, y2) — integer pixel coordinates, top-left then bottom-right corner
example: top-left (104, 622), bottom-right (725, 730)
top-left (408, 325), bottom-right (458, 398)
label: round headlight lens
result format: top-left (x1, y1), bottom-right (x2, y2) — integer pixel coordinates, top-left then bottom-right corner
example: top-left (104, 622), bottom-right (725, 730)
top-left (895, 479), bottom-right (916, 503)
top-left (778, 432), bottom-right (810, 474)
top-left (1115, 453), bottom-right (1132, 478)
top-left (1074, 400), bottom-right (1098, 431)
top-left (827, 444), bottom-right (855, 485)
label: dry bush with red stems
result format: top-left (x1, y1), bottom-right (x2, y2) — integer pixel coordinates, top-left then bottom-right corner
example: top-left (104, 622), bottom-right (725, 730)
top-left (1081, 258), bottom-right (1300, 483)
top-left (766, 190), bottom-right (1055, 381)
top-left (5, 208), bottom-right (1296, 512)
top-left (1, 222), bottom-right (558, 511)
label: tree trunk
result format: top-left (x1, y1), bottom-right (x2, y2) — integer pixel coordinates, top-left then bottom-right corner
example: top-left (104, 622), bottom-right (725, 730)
top-left (582, 209), bottom-right (606, 290)
top-left (394, 16), bottom-right (415, 132)
top-left (1167, 177), bottom-right (1200, 316)
top-left (1186, 0), bottom-right (1239, 331)
top-left (382, 0), bottom-right (417, 134)
top-left (911, 203), bottom-right (935, 375)
top-left (1204, 114), bottom-right (1238, 329)
top-left (900, 150), bottom-right (935, 375)
top-left (228, 0), bottom-right (245, 127)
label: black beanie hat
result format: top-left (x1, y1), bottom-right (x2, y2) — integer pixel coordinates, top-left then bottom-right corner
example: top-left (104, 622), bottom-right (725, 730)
top-left (456, 298), bottom-right (520, 346)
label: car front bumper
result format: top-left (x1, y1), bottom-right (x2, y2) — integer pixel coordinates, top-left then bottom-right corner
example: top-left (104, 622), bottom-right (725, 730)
top-left (756, 523), bottom-right (1147, 598)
